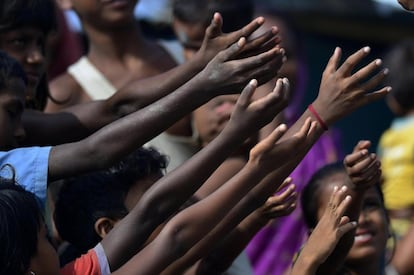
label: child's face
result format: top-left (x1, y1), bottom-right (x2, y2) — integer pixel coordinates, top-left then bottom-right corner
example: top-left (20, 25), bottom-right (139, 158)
top-left (193, 95), bottom-right (239, 147)
top-left (0, 27), bottom-right (46, 102)
top-left (346, 187), bottom-right (388, 265)
top-left (28, 223), bottom-right (60, 275)
top-left (172, 19), bottom-right (205, 61)
top-left (316, 176), bottom-right (388, 265)
top-left (67, 0), bottom-right (138, 27)
top-left (0, 78), bottom-right (26, 150)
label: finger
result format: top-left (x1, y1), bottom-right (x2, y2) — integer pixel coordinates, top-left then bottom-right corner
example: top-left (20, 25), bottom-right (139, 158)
top-left (263, 122), bottom-right (288, 146)
top-left (235, 46), bottom-right (285, 72)
top-left (325, 47), bottom-right (342, 74)
top-left (348, 153), bottom-right (377, 175)
top-left (353, 140), bottom-right (371, 152)
top-left (337, 46), bottom-right (371, 76)
top-left (226, 16), bottom-right (265, 43)
top-left (242, 27), bottom-right (280, 54)
top-left (204, 13), bottom-right (223, 39)
top-left (361, 86), bottom-right (391, 106)
top-left (217, 37), bottom-right (247, 62)
top-left (336, 195), bottom-right (352, 218)
top-left (343, 149), bottom-right (369, 167)
top-left (272, 185), bottom-right (297, 203)
top-left (275, 177), bottom-right (292, 193)
top-left (338, 220), bottom-right (358, 238)
top-left (295, 117), bottom-right (312, 139)
top-left (360, 68), bottom-right (389, 91)
top-left (348, 58), bottom-right (383, 86)
top-left (236, 79), bottom-right (258, 108)
top-left (332, 186), bottom-right (348, 209)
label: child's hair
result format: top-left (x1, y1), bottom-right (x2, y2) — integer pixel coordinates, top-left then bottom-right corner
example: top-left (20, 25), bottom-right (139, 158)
top-left (172, 0), bottom-right (254, 33)
top-left (54, 147), bottom-right (168, 252)
top-left (0, 177), bottom-right (43, 275)
top-left (0, 0), bottom-right (56, 110)
top-left (301, 162), bottom-right (346, 229)
top-left (0, 50), bottom-right (28, 90)
top-left (0, 0), bottom-right (56, 34)
top-left (384, 39), bottom-right (414, 112)
top-left (301, 162), bottom-right (386, 230)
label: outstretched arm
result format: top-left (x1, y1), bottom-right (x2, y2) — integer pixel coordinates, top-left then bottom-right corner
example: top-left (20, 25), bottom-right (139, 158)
top-left (161, 119), bottom-right (317, 274)
top-left (93, 78), bottom-right (289, 271)
top-left (112, 123), bottom-right (294, 275)
top-left (291, 185), bottom-right (357, 275)
top-left (47, 36), bottom-right (285, 180)
top-left (160, 46), bottom-right (390, 273)
top-left (22, 14), bottom-right (279, 146)
top-left (281, 46), bottom-right (390, 146)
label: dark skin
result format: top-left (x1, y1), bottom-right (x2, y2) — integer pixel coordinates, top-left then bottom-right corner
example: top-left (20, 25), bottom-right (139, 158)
top-left (99, 77), bottom-right (289, 272)
top-left (111, 112), bottom-right (311, 275)
top-left (19, 14), bottom-right (281, 146)
top-left (162, 46), bottom-right (391, 274)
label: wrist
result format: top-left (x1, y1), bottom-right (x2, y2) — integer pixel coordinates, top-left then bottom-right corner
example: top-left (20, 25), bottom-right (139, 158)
top-left (308, 104), bottom-right (328, 131)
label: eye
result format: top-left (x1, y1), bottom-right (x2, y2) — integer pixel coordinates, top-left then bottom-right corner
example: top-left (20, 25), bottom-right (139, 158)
top-left (363, 199), bottom-right (381, 211)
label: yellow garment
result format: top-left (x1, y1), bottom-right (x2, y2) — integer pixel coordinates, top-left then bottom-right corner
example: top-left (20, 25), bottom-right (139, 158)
top-left (379, 116), bottom-right (414, 210)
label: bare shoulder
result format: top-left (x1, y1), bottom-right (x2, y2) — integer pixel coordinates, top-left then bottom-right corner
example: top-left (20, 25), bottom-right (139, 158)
top-left (46, 72), bottom-right (90, 112)
top-left (145, 39), bottom-right (178, 71)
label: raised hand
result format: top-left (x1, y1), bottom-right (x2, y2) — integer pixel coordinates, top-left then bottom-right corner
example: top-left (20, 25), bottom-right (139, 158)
top-left (195, 13), bottom-right (280, 66)
top-left (249, 117), bottom-right (318, 174)
top-left (292, 186), bottom-right (357, 275)
top-left (226, 78), bottom-right (289, 136)
top-left (344, 140), bottom-right (381, 190)
top-left (312, 47), bottom-right (391, 126)
top-left (255, 178), bottom-right (297, 222)
top-left (198, 37), bottom-right (285, 96)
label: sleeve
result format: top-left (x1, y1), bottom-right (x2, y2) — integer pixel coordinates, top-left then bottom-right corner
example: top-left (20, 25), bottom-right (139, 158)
top-left (0, 146), bottom-right (51, 205)
top-left (60, 243), bottom-right (110, 275)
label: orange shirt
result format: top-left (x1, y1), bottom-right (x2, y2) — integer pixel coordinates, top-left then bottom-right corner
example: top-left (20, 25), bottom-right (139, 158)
top-left (60, 243), bottom-right (110, 275)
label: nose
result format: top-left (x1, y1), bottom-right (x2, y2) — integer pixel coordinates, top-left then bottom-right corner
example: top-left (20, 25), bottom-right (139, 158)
top-left (26, 45), bottom-right (44, 65)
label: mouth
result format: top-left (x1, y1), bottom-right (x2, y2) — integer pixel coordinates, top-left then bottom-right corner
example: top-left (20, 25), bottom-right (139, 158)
top-left (354, 231), bottom-right (374, 244)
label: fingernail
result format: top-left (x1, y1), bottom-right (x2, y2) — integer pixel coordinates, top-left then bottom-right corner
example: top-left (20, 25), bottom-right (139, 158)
top-left (375, 59), bottom-right (382, 66)
top-left (341, 186), bottom-right (347, 192)
top-left (346, 195), bottom-right (352, 201)
top-left (363, 46), bottom-right (371, 53)
top-left (351, 221), bottom-right (358, 226)
top-left (386, 86), bottom-right (392, 92)
top-left (383, 68), bottom-right (389, 75)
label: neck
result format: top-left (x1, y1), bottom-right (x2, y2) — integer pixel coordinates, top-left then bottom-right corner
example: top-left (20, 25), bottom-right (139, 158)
top-left (83, 20), bottom-right (147, 60)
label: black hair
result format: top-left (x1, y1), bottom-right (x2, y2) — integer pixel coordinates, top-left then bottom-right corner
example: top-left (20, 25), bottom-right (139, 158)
top-left (0, 0), bottom-right (56, 34)
top-left (172, 0), bottom-right (254, 33)
top-left (0, 177), bottom-right (43, 275)
top-left (384, 39), bottom-right (414, 112)
top-left (301, 162), bottom-right (346, 230)
top-left (0, 0), bottom-right (56, 110)
top-left (301, 162), bottom-right (386, 230)
top-left (54, 147), bottom-right (167, 253)
top-left (0, 50), bottom-right (28, 90)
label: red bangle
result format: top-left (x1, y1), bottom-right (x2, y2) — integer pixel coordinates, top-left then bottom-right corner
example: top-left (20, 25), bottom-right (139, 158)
top-left (308, 104), bottom-right (328, 131)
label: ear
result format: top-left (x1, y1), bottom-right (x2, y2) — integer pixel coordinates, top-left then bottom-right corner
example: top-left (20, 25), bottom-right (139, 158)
top-left (55, 0), bottom-right (74, 10)
top-left (94, 217), bottom-right (116, 238)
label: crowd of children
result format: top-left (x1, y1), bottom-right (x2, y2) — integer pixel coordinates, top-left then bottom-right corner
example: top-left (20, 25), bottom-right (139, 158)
top-left (0, 0), bottom-right (413, 274)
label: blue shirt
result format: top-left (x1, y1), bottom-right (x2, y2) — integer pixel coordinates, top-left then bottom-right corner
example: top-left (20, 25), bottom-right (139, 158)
top-left (0, 146), bottom-right (51, 204)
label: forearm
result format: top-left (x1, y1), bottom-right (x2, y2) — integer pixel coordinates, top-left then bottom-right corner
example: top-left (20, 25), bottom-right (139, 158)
top-left (110, 57), bottom-right (205, 115)
top-left (116, 163), bottom-right (263, 275)
top-left (101, 123), bottom-right (259, 270)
